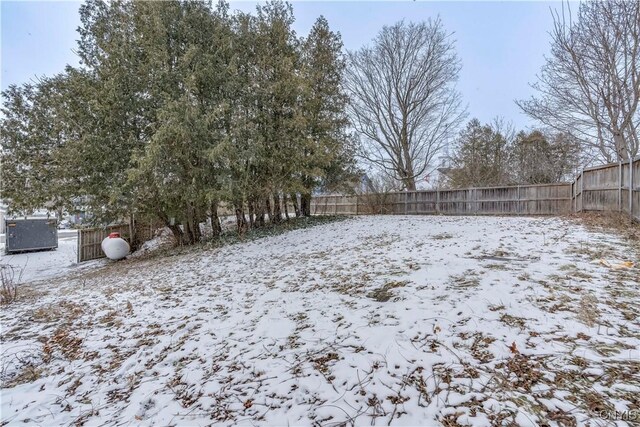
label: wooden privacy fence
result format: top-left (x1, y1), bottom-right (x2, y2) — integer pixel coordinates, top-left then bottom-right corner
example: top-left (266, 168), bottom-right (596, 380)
top-left (312, 156), bottom-right (640, 221)
top-left (572, 156), bottom-right (640, 221)
top-left (75, 158), bottom-right (638, 262)
top-left (311, 183), bottom-right (572, 216)
top-left (77, 221), bottom-right (158, 263)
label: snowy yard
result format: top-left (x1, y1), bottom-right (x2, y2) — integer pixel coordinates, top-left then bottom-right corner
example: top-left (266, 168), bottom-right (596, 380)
top-left (1, 215), bottom-right (638, 426)
top-left (0, 230), bottom-right (91, 284)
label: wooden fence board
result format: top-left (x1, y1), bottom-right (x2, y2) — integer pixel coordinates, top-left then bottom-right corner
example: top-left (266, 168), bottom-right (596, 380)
top-left (311, 183), bottom-right (573, 217)
top-left (77, 221), bottom-right (158, 263)
top-left (311, 158), bottom-right (640, 220)
top-left (575, 156), bottom-right (639, 220)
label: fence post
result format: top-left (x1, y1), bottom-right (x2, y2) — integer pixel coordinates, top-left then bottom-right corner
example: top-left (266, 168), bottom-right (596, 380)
top-left (355, 194), bottom-right (359, 216)
top-left (473, 188), bottom-right (478, 214)
top-left (334, 195), bottom-right (338, 215)
top-left (517, 185), bottom-right (521, 214)
top-left (436, 190), bottom-right (440, 214)
top-left (579, 169), bottom-right (584, 212)
top-left (618, 162), bottom-right (623, 211)
top-left (77, 230), bottom-right (82, 263)
top-left (630, 157), bottom-right (634, 217)
top-left (404, 191), bottom-right (408, 215)
top-left (129, 214), bottom-right (135, 250)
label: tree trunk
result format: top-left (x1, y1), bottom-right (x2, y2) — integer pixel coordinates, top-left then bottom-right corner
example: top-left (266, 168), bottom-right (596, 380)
top-left (159, 211), bottom-right (188, 246)
top-left (283, 194), bottom-right (290, 220)
top-left (193, 206), bottom-right (202, 243)
top-left (300, 192), bottom-right (312, 217)
top-left (183, 204), bottom-right (201, 245)
top-left (255, 200), bottom-right (265, 227)
top-left (265, 197), bottom-right (273, 223)
top-left (248, 199), bottom-right (255, 229)
top-left (128, 213), bottom-right (137, 251)
top-left (185, 222), bottom-right (198, 244)
top-left (234, 202), bottom-right (248, 233)
top-left (403, 175), bottom-right (417, 191)
top-left (291, 193), bottom-right (301, 217)
top-left (272, 193), bottom-right (282, 223)
top-left (194, 207), bottom-right (202, 242)
top-left (168, 224), bottom-right (187, 245)
top-left (210, 200), bottom-right (222, 238)
top-left (613, 132), bottom-right (629, 161)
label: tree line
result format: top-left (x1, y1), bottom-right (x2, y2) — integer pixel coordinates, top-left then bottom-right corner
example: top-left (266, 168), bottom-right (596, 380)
top-left (447, 0), bottom-right (638, 188)
top-left (445, 118), bottom-right (582, 188)
top-left (344, 0), bottom-right (637, 191)
top-left (2, 0), bottom-right (638, 239)
top-left (1, 0), bottom-right (357, 244)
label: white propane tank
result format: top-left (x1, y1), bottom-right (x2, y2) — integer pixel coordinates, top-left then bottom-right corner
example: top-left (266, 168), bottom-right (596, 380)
top-left (101, 232), bottom-right (130, 260)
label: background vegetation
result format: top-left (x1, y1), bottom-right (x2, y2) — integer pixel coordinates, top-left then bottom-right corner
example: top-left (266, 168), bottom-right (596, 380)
top-left (1, 0), bottom-right (638, 242)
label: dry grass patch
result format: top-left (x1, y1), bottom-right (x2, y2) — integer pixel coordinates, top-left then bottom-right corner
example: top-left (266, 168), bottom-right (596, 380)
top-left (448, 271), bottom-right (480, 290)
top-left (367, 280), bottom-right (409, 302)
top-left (32, 300), bottom-right (86, 324)
top-left (572, 212), bottom-right (640, 244)
top-left (432, 232), bottom-right (454, 240)
top-left (576, 294), bottom-right (600, 326)
top-left (499, 313), bottom-right (527, 329)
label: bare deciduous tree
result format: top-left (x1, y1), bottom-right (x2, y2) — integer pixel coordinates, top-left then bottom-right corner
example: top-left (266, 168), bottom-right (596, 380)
top-left (518, 1), bottom-right (640, 162)
top-left (345, 19), bottom-right (466, 190)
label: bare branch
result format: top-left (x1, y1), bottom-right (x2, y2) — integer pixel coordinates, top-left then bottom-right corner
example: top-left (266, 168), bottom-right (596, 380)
top-left (517, 0), bottom-right (640, 162)
top-left (345, 19), bottom-right (466, 190)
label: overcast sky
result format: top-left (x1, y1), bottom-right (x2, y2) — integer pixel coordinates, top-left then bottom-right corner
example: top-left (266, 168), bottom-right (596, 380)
top-left (1, 1), bottom-right (570, 130)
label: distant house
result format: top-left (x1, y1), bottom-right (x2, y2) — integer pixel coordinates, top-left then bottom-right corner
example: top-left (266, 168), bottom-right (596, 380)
top-left (436, 158), bottom-right (453, 178)
top-left (359, 174), bottom-right (376, 193)
top-left (0, 199), bottom-right (84, 232)
top-left (432, 158), bottom-right (454, 188)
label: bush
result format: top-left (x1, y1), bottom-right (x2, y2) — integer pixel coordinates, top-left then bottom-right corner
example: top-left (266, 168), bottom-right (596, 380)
top-left (0, 264), bottom-right (20, 305)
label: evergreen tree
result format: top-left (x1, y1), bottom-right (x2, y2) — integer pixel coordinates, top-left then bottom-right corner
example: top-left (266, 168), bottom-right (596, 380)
top-left (510, 130), bottom-right (582, 184)
top-left (128, 1), bottom-right (232, 244)
top-left (1, 79), bottom-right (69, 216)
top-left (0, 0), bottom-right (357, 243)
top-left (448, 119), bottom-right (512, 187)
top-left (72, 0), bottom-right (150, 224)
top-left (298, 16), bottom-right (356, 215)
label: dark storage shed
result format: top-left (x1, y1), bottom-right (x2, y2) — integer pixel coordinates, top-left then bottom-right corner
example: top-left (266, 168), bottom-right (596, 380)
top-left (4, 218), bottom-right (58, 254)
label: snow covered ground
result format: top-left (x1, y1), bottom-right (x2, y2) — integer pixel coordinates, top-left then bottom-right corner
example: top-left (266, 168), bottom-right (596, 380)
top-left (0, 230), bottom-right (94, 284)
top-left (1, 216), bottom-right (638, 426)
